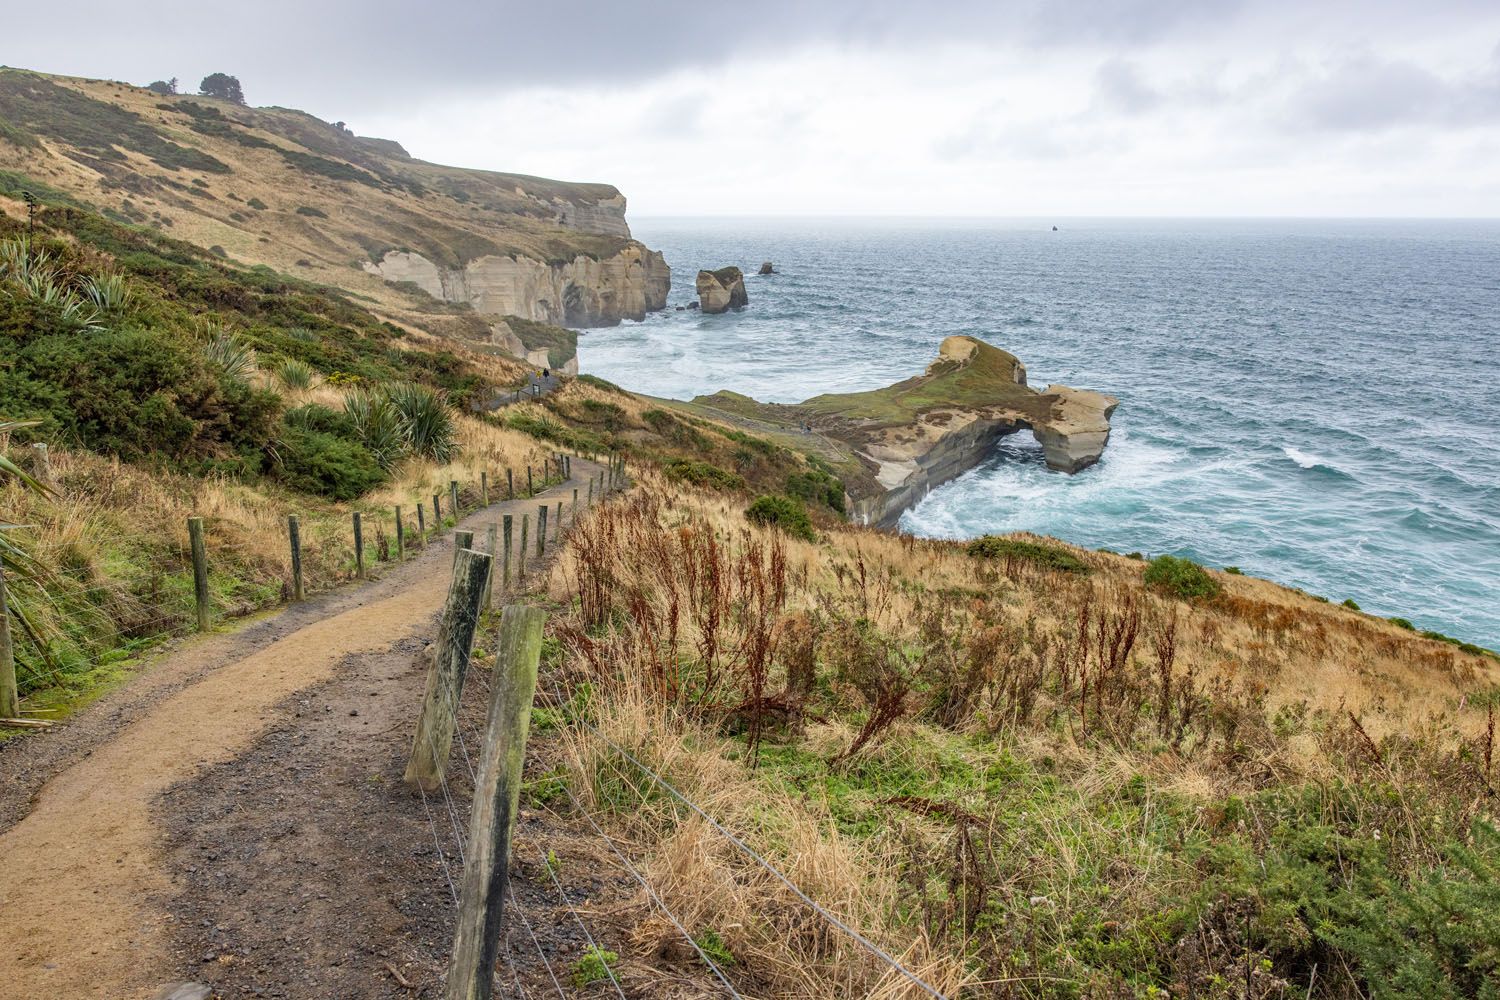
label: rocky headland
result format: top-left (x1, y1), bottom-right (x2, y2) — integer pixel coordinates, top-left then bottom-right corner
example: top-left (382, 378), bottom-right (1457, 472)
top-left (690, 336), bottom-right (1116, 529)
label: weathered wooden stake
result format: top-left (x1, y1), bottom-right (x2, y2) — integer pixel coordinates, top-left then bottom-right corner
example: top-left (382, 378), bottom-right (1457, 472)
top-left (288, 515), bottom-right (305, 601)
top-left (518, 515), bottom-right (529, 579)
top-left (587, 478), bottom-right (594, 505)
top-left (417, 501), bottom-right (427, 544)
top-left (501, 515), bottom-right (513, 588)
top-left (31, 443), bottom-right (51, 486)
top-left (353, 511), bottom-right (365, 579)
top-left (480, 471), bottom-right (489, 507)
top-left (565, 455), bottom-right (572, 479)
top-left (542, 458), bottom-right (550, 484)
top-left (454, 529), bottom-right (474, 571)
top-left (483, 522), bottom-right (498, 610)
top-left (404, 547), bottom-right (493, 791)
top-left (187, 517), bottom-right (210, 632)
top-left (444, 604), bottom-right (545, 1000)
top-left (0, 565), bottom-right (18, 719)
top-left (433, 493), bottom-right (442, 525)
top-left (527, 466), bottom-right (534, 498)
top-left (571, 488), bottom-right (578, 525)
top-left (395, 506), bottom-right (406, 561)
top-left (536, 505), bottom-right (548, 557)
top-left (507, 468), bottom-right (514, 500)
top-left (553, 501), bottom-right (562, 543)
top-left (450, 480), bottom-right (461, 518)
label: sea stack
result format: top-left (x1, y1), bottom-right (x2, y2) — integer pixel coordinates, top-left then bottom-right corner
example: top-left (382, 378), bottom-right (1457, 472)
top-left (758, 261), bottom-right (775, 274)
top-left (696, 267), bottom-right (749, 313)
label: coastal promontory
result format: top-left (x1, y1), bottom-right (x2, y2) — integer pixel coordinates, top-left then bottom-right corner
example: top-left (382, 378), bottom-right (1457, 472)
top-left (690, 336), bottom-right (1116, 528)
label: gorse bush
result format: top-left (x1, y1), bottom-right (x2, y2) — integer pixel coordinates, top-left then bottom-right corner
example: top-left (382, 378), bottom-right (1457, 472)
top-left (967, 535), bottom-right (1091, 574)
top-left (1143, 554), bottom-right (1221, 599)
top-left (745, 494), bottom-right (816, 541)
top-left (273, 405), bottom-right (384, 500)
top-left (664, 458), bottom-right (745, 492)
top-left (785, 467), bottom-right (845, 512)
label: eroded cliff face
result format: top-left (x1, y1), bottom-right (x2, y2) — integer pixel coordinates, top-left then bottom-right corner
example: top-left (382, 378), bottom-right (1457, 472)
top-left (803, 336), bottom-right (1117, 528)
top-left (363, 244), bottom-right (670, 327)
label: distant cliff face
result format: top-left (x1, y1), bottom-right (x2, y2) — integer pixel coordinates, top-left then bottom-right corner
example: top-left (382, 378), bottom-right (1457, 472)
top-left (0, 68), bottom-right (670, 346)
top-left (364, 245), bottom-right (670, 327)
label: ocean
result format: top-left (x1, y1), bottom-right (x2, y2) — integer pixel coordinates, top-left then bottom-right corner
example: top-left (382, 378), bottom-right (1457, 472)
top-left (575, 217), bottom-right (1500, 647)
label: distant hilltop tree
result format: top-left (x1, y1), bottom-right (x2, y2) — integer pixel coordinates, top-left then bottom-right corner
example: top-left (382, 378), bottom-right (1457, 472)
top-left (146, 77), bottom-right (179, 96)
top-left (198, 73), bottom-right (246, 105)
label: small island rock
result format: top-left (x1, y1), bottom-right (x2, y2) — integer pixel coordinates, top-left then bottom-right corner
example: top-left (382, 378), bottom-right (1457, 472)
top-left (696, 267), bottom-right (749, 314)
top-left (758, 261), bottom-right (775, 275)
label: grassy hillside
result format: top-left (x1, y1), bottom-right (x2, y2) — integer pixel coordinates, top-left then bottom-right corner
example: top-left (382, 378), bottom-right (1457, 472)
top-left (0, 68), bottom-right (642, 354)
top-left (527, 473), bottom-right (1500, 999)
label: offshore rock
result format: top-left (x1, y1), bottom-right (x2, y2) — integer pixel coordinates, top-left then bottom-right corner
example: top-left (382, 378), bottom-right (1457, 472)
top-left (696, 267), bottom-right (749, 314)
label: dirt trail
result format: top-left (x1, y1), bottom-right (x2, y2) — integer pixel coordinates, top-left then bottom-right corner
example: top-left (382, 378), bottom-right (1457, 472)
top-left (0, 463), bottom-right (601, 1000)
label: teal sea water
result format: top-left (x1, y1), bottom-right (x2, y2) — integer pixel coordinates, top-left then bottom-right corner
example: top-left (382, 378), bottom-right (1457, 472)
top-left (576, 217), bottom-right (1500, 647)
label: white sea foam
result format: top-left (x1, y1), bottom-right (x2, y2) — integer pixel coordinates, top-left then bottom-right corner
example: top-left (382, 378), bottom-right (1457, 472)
top-left (1284, 446), bottom-right (1327, 470)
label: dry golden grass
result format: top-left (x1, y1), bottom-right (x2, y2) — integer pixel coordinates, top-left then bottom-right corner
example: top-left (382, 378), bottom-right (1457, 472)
top-left (528, 471), bottom-right (1499, 997)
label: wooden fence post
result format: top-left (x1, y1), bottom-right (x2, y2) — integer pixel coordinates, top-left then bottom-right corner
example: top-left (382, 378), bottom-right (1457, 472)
top-left (188, 517), bottom-right (210, 632)
top-left (417, 501), bottom-right (427, 545)
top-left (507, 468), bottom-right (514, 501)
top-left (0, 565), bottom-right (18, 718)
top-left (501, 515), bottom-right (513, 589)
top-left (395, 506), bottom-right (405, 562)
top-left (433, 493), bottom-right (442, 526)
top-left (587, 478), bottom-right (594, 506)
top-left (518, 515), bottom-right (529, 580)
top-left (288, 515), bottom-right (304, 601)
top-left (444, 604), bottom-right (545, 1000)
top-left (353, 512), bottom-right (365, 579)
top-left (31, 443), bottom-right (51, 487)
top-left (571, 488), bottom-right (578, 526)
top-left (450, 480), bottom-right (461, 519)
top-left (454, 529), bottom-right (474, 569)
top-left (542, 458), bottom-right (550, 484)
top-left (553, 502), bottom-right (562, 543)
top-left (527, 466), bottom-right (534, 498)
top-left (536, 505), bottom-right (548, 557)
top-left (483, 522), bottom-right (498, 610)
top-left (481, 471), bottom-right (489, 508)
top-left (404, 547), bottom-right (493, 790)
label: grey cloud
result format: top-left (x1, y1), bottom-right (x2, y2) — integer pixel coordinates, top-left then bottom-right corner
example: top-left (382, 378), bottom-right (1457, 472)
top-left (1093, 59), bottom-right (1163, 114)
top-left (0, 0), bottom-right (1339, 116)
top-left (1286, 52), bottom-right (1500, 131)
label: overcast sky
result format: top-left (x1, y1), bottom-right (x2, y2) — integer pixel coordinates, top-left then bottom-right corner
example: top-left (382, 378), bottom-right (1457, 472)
top-left (10, 1), bottom-right (1500, 215)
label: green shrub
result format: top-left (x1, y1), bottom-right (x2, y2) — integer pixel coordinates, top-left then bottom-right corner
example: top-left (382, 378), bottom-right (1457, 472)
top-left (745, 495), bottom-right (815, 541)
top-left (1143, 554), bottom-right (1222, 600)
top-left (1389, 617), bottom-right (1416, 631)
top-left (246, 197), bottom-right (267, 210)
top-left (967, 536), bottom-right (1091, 575)
top-left (664, 459), bottom-right (745, 492)
top-left (1224, 565), bottom-right (1243, 575)
top-left (273, 405), bottom-right (385, 499)
top-left (342, 390), bottom-right (407, 470)
top-left (1342, 598), bottom-right (1361, 610)
top-left (295, 205), bottom-right (328, 218)
top-left (785, 468), bottom-right (845, 512)
top-left (577, 398), bottom-right (627, 430)
top-left (570, 945), bottom-right (619, 988)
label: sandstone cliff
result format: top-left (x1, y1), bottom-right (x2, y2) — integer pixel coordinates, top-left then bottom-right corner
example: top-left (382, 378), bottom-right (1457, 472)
top-left (0, 68), bottom-right (670, 354)
top-left (799, 336), bottom-right (1116, 527)
top-left (696, 266), bottom-right (748, 313)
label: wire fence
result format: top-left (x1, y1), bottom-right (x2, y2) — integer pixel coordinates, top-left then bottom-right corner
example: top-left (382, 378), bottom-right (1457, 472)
top-left (397, 450), bottom-right (948, 999)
